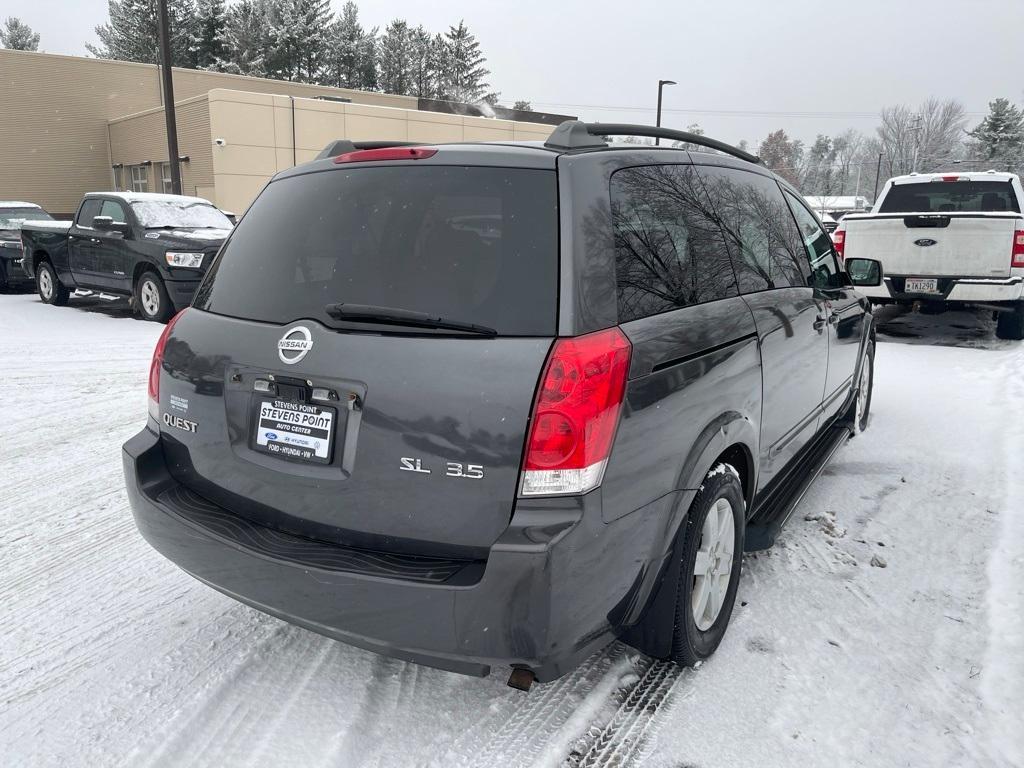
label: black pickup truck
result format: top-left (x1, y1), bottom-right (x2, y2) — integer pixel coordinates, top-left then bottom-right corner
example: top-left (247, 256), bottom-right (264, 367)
top-left (20, 192), bottom-right (233, 321)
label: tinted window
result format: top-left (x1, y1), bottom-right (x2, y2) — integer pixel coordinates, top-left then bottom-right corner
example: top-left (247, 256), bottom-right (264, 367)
top-left (610, 164), bottom-right (737, 323)
top-left (879, 180), bottom-right (1020, 213)
top-left (696, 167), bottom-right (808, 292)
top-left (76, 200), bottom-right (102, 227)
top-left (99, 200), bottom-right (127, 222)
top-left (196, 166), bottom-right (558, 336)
top-left (783, 190), bottom-right (843, 290)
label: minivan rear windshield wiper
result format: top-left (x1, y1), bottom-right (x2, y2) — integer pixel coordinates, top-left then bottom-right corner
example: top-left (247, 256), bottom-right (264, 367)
top-left (324, 303), bottom-right (497, 336)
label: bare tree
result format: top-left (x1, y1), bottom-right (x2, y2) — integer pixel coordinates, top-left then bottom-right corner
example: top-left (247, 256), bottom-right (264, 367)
top-left (878, 98), bottom-right (967, 175)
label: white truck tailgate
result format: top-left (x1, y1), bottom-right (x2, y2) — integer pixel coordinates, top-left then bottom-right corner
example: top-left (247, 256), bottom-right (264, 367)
top-left (843, 214), bottom-right (1019, 278)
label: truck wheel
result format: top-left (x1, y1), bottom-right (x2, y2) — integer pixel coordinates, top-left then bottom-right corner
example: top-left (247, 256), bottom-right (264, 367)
top-left (135, 270), bottom-right (173, 323)
top-left (995, 302), bottom-right (1024, 340)
top-left (670, 465), bottom-right (745, 667)
top-left (853, 340), bottom-right (875, 434)
top-left (37, 260), bottom-right (69, 306)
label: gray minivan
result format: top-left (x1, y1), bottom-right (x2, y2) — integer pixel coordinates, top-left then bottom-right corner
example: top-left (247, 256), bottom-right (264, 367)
top-left (123, 122), bottom-right (881, 688)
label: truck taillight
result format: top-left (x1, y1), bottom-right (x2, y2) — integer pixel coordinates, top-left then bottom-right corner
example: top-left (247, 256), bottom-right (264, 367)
top-left (148, 309), bottom-right (187, 421)
top-left (833, 227), bottom-right (845, 260)
top-left (519, 328), bottom-right (632, 496)
top-left (1012, 230), bottom-right (1024, 268)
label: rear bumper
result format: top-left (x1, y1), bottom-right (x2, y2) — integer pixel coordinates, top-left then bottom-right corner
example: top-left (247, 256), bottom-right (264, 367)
top-left (861, 275), bottom-right (1024, 304)
top-left (123, 426), bottom-right (682, 681)
top-left (0, 254), bottom-right (32, 285)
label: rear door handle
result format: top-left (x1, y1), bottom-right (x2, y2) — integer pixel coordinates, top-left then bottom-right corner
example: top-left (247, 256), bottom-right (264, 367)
top-left (813, 315), bottom-right (827, 332)
top-left (829, 311), bottom-right (840, 325)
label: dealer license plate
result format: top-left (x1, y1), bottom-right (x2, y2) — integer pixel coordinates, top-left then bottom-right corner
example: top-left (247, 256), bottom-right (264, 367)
top-left (904, 278), bottom-right (939, 294)
top-left (254, 398), bottom-right (335, 464)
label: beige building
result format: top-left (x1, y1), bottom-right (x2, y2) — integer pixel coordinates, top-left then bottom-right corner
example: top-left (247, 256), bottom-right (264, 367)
top-left (0, 49), bottom-right (565, 216)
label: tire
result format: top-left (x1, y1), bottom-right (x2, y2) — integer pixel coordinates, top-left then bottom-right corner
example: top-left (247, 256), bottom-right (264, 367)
top-left (36, 260), bottom-right (69, 306)
top-left (134, 270), bottom-right (173, 323)
top-left (852, 339), bottom-right (875, 434)
top-left (995, 302), bottom-right (1024, 341)
top-left (0, 260), bottom-right (8, 292)
top-left (669, 465), bottom-right (745, 667)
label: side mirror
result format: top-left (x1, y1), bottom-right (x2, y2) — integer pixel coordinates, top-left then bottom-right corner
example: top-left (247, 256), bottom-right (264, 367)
top-left (845, 257), bottom-right (883, 288)
top-left (93, 216), bottom-right (131, 236)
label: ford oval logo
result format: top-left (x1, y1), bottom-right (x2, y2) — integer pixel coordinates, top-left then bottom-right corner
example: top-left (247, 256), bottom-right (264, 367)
top-left (277, 326), bottom-right (313, 364)
top-left (914, 238), bottom-right (938, 247)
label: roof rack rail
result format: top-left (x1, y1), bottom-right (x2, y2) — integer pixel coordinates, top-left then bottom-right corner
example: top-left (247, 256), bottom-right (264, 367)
top-left (544, 120), bottom-right (761, 165)
top-left (315, 140), bottom-right (420, 161)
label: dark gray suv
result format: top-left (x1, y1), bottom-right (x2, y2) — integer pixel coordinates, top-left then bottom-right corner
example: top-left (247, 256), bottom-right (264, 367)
top-left (123, 122), bottom-right (882, 688)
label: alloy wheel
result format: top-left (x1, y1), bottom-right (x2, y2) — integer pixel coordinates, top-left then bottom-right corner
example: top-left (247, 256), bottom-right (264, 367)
top-left (692, 497), bottom-right (735, 631)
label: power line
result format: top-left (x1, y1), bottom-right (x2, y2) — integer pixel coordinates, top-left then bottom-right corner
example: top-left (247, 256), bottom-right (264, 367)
top-left (515, 100), bottom-right (987, 120)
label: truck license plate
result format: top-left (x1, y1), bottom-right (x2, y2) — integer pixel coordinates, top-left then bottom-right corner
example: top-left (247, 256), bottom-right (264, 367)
top-left (905, 278), bottom-right (939, 294)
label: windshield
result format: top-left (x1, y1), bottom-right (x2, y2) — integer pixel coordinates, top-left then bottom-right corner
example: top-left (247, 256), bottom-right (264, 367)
top-left (0, 208), bottom-right (53, 228)
top-left (131, 200), bottom-right (233, 229)
top-left (879, 180), bottom-right (1021, 213)
top-left (195, 166), bottom-right (559, 336)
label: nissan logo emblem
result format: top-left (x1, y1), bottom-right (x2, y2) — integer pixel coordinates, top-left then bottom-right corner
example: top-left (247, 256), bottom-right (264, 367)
top-left (277, 326), bottom-right (313, 364)
top-left (914, 238), bottom-right (938, 247)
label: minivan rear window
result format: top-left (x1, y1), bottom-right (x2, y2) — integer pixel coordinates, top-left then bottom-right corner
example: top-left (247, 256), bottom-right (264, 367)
top-left (195, 166), bottom-right (558, 336)
top-left (879, 180), bottom-right (1021, 213)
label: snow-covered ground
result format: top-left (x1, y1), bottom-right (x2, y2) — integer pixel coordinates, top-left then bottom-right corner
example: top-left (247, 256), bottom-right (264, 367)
top-left (1, 293), bottom-right (1021, 768)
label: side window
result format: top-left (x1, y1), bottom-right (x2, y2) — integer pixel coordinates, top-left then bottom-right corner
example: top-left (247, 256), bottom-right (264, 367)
top-left (610, 164), bottom-right (737, 323)
top-left (783, 190), bottom-right (843, 290)
top-left (76, 199), bottom-right (102, 227)
top-left (696, 166), bottom-right (809, 292)
top-left (99, 200), bottom-right (127, 223)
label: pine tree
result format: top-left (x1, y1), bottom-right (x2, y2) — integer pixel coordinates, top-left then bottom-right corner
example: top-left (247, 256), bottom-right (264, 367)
top-left (408, 25), bottom-right (435, 98)
top-left (968, 98), bottom-right (1024, 168)
top-left (436, 21), bottom-right (489, 104)
top-left (377, 19), bottom-right (412, 95)
top-left (194, 0), bottom-right (228, 70)
top-left (512, 100), bottom-right (532, 112)
top-left (0, 17), bottom-right (40, 50)
top-left (88, 0), bottom-right (198, 66)
top-left (222, 0), bottom-right (270, 77)
top-left (264, 0), bottom-right (332, 82)
top-left (328, 1), bottom-right (369, 88)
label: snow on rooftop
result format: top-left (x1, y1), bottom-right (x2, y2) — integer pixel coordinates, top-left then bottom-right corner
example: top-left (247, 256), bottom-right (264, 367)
top-left (87, 191), bottom-right (214, 205)
top-left (0, 201), bottom-right (42, 209)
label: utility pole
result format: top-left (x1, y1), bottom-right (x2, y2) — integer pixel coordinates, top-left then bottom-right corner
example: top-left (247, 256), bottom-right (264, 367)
top-left (872, 152), bottom-right (883, 201)
top-left (909, 113), bottom-right (923, 173)
top-left (655, 79), bottom-right (676, 146)
top-left (157, 0), bottom-right (182, 195)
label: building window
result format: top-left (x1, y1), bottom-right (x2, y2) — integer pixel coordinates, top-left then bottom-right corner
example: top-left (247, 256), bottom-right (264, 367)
top-left (112, 167), bottom-right (125, 191)
top-left (131, 165), bottom-right (149, 193)
top-left (159, 162), bottom-right (174, 194)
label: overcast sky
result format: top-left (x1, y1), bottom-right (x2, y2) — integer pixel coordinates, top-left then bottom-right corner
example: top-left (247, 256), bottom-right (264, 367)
top-left (16, 0), bottom-right (1024, 145)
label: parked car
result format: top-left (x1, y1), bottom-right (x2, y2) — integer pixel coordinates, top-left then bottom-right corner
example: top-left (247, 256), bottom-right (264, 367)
top-left (123, 123), bottom-right (881, 688)
top-left (0, 201), bottom-right (54, 290)
top-left (835, 171), bottom-right (1024, 339)
top-left (21, 192), bottom-right (233, 321)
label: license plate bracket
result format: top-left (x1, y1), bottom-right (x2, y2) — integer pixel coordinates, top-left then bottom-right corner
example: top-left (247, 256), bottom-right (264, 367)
top-left (904, 277), bottom-right (939, 294)
top-left (252, 397), bottom-right (336, 465)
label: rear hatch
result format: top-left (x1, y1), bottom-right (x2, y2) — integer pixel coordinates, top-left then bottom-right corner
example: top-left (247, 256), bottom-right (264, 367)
top-left (157, 160), bottom-right (559, 558)
top-left (845, 178), bottom-right (1022, 278)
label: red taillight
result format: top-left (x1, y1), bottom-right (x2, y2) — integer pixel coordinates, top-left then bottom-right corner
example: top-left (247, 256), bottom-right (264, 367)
top-left (941, 175), bottom-right (961, 182)
top-left (520, 327), bottom-right (632, 496)
top-left (334, 147), bottom-right (438, 164)
top-left (1012, 230), bottom-right (1024, 268)
top-left (833, 227), bottom-right (845, 259)
top-left (148, 309), bottom-right (187, 420)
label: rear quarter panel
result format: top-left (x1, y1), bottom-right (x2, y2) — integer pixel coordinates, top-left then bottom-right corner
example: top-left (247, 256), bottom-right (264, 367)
top-left (21, 224), bottom-right (72, 279)
top-left (602, 296), bottom-right (762, 523)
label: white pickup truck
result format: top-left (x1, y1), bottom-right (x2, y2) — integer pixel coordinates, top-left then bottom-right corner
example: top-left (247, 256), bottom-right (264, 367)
top-left (835, 171), bottom-right (1024, 339)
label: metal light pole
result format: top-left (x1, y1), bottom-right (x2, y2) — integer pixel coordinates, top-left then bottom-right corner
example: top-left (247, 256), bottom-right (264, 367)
top-left (157, 0), bottom-right (182, 195)
top-left (655, 79), bottom-right (676, 146)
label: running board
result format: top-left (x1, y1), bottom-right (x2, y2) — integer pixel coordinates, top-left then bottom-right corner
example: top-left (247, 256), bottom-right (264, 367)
top-left (72, 289), bottom-right (121, 301)
top-left (744, 423), bottom-right (852, 551)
